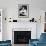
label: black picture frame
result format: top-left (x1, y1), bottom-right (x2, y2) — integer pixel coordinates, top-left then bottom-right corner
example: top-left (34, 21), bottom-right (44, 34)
top-left (18, 4), bottom-right (29, 18)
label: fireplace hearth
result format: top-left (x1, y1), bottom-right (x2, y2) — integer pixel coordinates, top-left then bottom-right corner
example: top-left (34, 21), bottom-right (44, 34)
top-left (14, 31), bottom-right (31, 44)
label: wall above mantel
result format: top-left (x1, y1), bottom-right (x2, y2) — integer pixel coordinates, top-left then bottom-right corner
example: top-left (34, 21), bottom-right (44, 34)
top-left (3, 8), bottom-right (45, 24)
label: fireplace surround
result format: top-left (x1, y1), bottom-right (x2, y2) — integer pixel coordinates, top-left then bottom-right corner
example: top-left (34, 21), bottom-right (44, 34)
top-left (12, 23), bottom-right (37, 44)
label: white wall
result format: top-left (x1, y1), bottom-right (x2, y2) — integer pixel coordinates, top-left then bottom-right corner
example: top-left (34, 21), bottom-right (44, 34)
top-left (0, 0), bottom-right (46, 11)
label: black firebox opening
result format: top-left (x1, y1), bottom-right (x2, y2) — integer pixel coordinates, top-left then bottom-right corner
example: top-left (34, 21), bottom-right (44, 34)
top-left (14, 31), bottom-right (31, 44)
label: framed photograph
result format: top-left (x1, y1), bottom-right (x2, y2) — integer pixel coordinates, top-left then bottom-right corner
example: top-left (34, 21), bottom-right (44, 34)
top-left (18, 4), bottom-right (29, 18)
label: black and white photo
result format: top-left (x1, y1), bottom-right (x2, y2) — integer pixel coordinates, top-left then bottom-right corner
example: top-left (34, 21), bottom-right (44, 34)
top-left (18, 4), bottom-right (29, 18)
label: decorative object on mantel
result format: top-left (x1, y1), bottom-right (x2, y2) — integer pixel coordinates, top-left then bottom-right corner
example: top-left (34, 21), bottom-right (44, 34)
top-left (18, 4), bottom-right (29, 18)
top-left (29, 18), bottom-right (35, 22)
top-left (9, 18), bottom-right (11, 19)
top-left (13, 20), bottom-right (17, 22)
top-left (32, 18), bottom-right (34, 22)
top-left (35, 21), bottom-right (37, 22)
top-left (5, 18), bottom-right (6, 20)
top-left (9, 21), bottom-right (11, 22)
top-left (9, 17), bottom-right (12, 22)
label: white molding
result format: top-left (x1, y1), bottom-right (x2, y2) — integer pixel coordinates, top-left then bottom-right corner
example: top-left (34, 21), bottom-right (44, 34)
top-left (0, 9), bottom-right (3, 41)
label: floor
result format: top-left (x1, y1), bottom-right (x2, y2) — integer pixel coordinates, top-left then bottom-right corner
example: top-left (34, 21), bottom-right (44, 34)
top-left (12, 44), bottom-right (29, 46)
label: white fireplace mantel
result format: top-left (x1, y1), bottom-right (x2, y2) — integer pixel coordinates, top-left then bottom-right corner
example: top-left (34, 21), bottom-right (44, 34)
top-left (12, 22), bottom-right (37, 39)
top-left (12, 22), bottom-right (36, 28)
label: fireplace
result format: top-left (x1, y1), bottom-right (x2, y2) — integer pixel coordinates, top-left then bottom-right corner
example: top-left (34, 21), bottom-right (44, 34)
top-left (14, 31), bottom-right (31, 44)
